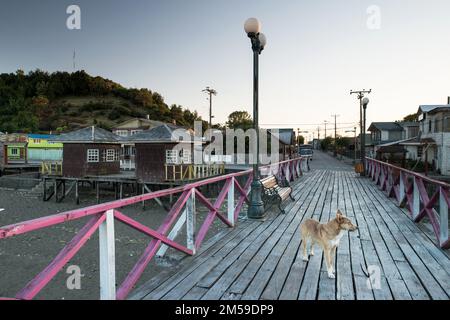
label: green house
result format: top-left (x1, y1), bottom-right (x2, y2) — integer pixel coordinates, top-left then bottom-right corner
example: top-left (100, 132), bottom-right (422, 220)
top-left (27, 134), bottom-right (63, 162)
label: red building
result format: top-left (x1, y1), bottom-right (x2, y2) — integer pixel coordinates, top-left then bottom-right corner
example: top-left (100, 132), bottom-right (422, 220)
top-left (51, 126), bottom-right (122, 178)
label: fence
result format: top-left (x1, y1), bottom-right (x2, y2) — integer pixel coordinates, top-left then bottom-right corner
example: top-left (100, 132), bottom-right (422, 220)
top-left (164, 163), bottom-right (226, 182)
top-left (0, 157), bottom-right (309, 300)
top-left (40, 161), bottom-right (63, 176)
top-left (366, 158), bottom-right (450, 249)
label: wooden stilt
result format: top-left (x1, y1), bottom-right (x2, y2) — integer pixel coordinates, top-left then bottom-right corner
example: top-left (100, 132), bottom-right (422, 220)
top-left (142, 184), bottom-right (146, 210)
top-left (75, 180), bottom-right (79, 205)
top-left (96, 182), bottom-right (100, 204)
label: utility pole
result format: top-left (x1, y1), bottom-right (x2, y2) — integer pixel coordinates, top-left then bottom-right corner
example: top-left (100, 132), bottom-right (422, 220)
top-left (331, 114), bottom-right (340, 157)
top-left (350, 89), bottom-right (372, 175)
top-left (202, 86), bottom-right (217, 129)
top-left (324, 120), bottom-right (329, 138)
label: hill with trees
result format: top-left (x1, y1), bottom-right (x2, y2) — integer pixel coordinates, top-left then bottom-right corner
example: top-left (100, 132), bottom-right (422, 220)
top-left (0, 69), bottom-right (206, 133)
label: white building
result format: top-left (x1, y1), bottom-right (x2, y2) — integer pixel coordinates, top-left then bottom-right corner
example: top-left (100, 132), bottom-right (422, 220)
top-left (414, 104), bottom-right (450, 174)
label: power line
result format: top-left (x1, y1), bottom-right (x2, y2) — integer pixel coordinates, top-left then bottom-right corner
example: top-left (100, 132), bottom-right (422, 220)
top-left (260, 122), bottom-right (358, 126)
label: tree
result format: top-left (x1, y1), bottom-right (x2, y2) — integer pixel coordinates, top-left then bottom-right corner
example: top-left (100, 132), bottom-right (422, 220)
top-left (297, 135), bottom-right (305, 145)
top-left (321, 136), bottom-right (333, 151)
top-left (403, 112), bottom-right (418, 122)
top-left (226, 111), bottom-right (253, 130)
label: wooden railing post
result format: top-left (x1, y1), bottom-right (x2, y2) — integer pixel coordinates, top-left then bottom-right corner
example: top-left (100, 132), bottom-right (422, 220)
top-left (439, 187), bottom-right (449, 246)
top-left (399, 171), bottom-right (405, 206)
top-left (228, 177), bottom-right (235, 226)
top-left (413, 177), bottom-right (420, 219)
top-left (186, 188), bottom-right (196, 254)
top-left (99, 209), bottom-right (116, 300)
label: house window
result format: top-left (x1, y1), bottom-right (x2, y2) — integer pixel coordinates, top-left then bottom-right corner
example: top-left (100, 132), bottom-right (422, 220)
top-left (166, 150), bottom-right (178, 164)
top-left (102, 149), bottom-right (118, 162)
top-left (115, 130), bottom-right (129, 137)
top-left (87, 149), bottom-right (99, 163)
top-left (11, 148), bottom-right (18, 155)
top-left (33, 139), bottom-right (41, 143)
top-left (181, 149), bottom-right (191, 164)
top-left (428, 120), bottom-right (432, 133)
top-left (130, 130), bottom-right (142, 136)
top-left (417, 147), bottom-right (423, 158)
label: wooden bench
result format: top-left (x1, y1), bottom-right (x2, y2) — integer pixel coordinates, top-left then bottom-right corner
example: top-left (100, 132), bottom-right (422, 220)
top-left (260, 175), bottom-right (295, 214)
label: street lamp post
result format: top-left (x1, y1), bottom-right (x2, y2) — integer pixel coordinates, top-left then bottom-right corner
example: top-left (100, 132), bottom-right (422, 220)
top-left (361, 97), bottom-right (370, 176)
top-left (245, 17), bottom-right (267, 220)
top-left (350, 89), bottom-right (371, 175)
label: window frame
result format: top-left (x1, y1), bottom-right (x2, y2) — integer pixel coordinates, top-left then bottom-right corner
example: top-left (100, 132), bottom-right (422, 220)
top-left (87, 149), bottom-right (100, 163)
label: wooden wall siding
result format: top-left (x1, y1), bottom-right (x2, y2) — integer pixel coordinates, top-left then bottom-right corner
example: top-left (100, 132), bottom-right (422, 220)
top-left (62, 143), bottom-right (120, 178)
top-left (136, 143), bottom-right (192, 183)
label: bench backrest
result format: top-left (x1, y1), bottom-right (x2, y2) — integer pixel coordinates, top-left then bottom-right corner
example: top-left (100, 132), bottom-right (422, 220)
top-left (261, 176), bottom-right (278, 189)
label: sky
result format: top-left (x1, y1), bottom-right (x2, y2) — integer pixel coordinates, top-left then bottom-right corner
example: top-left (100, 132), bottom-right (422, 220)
top-left (1, 0), bottom-right (450, 140)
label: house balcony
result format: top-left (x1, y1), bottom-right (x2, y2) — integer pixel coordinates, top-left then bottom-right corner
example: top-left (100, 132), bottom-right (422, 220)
top-left (164, 163), bottom-right (225, 182)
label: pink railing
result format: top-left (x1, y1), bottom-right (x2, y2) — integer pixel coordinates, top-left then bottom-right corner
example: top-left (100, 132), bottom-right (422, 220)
top-left (0, 157), bottom-right (308, 300)
top-left (366, 158), bottom-right (450, 249)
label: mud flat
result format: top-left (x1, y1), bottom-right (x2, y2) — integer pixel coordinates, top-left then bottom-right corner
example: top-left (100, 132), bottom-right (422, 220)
top-left (0, 187), bottom-right (226, 300)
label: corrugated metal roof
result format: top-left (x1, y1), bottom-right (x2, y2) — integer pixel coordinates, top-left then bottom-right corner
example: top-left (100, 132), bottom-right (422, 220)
top-left (49, 126), bottom-right (121, 143)
top-left (125, 124), bottom-right (193, 143)
top-left (368, 122), bottom-right (403, 131)
top-left (112, 118), bottom-right (166, 130)
top-left (28, 134), bottom-right (55, 139)
top-left (418, 105), bottom-right (450, 114)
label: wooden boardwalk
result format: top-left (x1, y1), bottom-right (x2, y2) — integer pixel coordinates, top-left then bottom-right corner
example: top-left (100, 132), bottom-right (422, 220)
top-left (130, 154), bottom-right (450, 300)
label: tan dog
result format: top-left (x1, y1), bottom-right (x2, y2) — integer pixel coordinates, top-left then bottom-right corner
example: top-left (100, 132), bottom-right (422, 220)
top-left (300, 210), bottom-right (357, 279)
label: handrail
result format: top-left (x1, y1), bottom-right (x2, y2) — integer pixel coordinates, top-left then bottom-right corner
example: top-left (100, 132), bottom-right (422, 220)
top-left (0, 156), bottom-right (309, 300)
top-left (366, 157), bottom-right (450, 188)
top-left (365, 157), bottom-right (450, 249)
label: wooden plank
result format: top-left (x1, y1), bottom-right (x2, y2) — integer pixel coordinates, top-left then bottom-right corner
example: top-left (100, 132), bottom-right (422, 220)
top-left (195, 171), bottom-right (321, 294)
top-left (358, 176), bottom-right (450, 299)
top-left (144, 220), bottom-right (262, 299)
top-left (298, 171), bottom-right (336, 300)
top-left (200, 172), bottom-right (324, 300)
top-left (130, 222), bottom-right (255, 299)
top-left (236, 173), bottom-right (327, 299)
top-left (279, 170), bottom-right (333, 300)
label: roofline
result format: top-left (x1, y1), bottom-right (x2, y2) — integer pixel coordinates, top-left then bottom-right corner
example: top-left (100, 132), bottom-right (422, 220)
top-left (54, 141), bottom-right (121, 144)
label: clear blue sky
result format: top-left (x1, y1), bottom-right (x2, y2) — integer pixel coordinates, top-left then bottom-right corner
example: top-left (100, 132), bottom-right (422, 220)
top-left (1, 0), bottom-right (450, 139)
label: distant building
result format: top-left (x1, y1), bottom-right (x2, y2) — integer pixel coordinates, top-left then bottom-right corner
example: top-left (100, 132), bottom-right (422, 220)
top-left (368, 122), bottom-right (420, 161)
top-left (0, 134), bottom-right (28, 164)
top-left (126, 124), bottom-right (196, 183)
top-left (112, 118), bottom-right (167, 170)
top-left (112, 118), bottom-right (166, 137)
top-left (50, 126), bottom-right (122, 178)
top-left (269, 129), bottom-right (296, 161)
top-left (415, 104), bottom-right (450, 174)
top-left (27, 134), bottom-right (63, 162)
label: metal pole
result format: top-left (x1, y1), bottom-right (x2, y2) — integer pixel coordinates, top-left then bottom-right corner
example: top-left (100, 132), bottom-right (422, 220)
top-left (247, 36), bottom-right (265, 220)
top-left (354, 128), bottom-right (357, 164)
top-left (209, 91), bottom-right (212, 129)
top-left (361, 103), bottom-right (367, 176)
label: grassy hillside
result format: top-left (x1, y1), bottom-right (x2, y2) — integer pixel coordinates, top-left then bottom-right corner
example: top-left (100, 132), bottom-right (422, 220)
top-left (54, 95), bottom-right (157, 129)
top-left (0, 69), bottom-right (206, 133)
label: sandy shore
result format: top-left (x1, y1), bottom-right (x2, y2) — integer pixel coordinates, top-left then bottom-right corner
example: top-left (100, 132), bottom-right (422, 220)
top-left (0, 185), bottom-right (227, 300)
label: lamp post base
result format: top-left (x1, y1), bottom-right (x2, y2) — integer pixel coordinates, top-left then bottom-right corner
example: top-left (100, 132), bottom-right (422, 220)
top-left (247, 180), bottom-right (265, 220)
